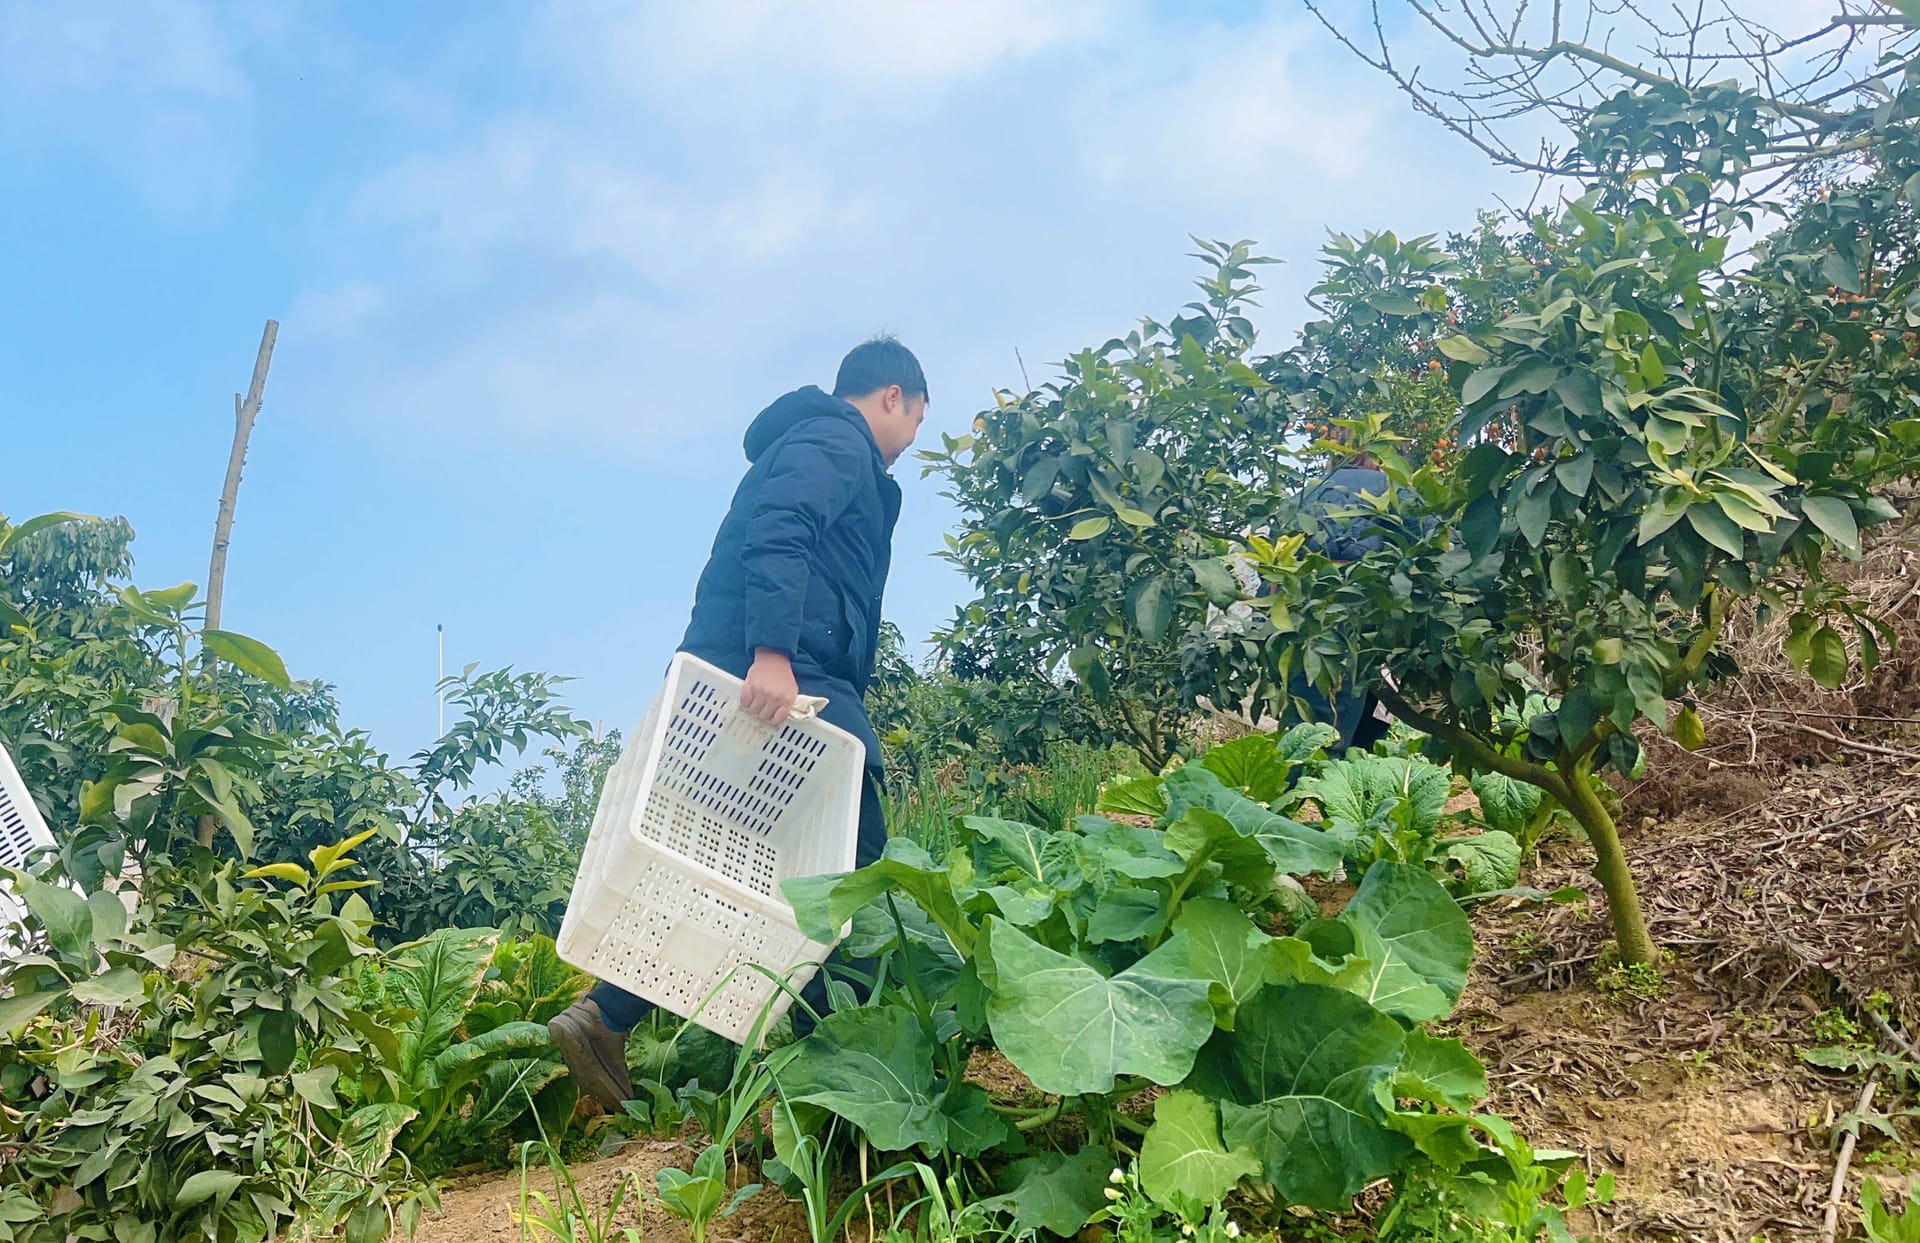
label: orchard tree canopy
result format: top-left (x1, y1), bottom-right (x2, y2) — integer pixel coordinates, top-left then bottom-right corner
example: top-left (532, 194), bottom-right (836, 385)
top-left (935, 26), bottom-right (1920, 963)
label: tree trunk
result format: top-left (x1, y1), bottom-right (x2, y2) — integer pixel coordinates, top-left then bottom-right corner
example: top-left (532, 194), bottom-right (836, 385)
top-left (199, 318), bottom-right (279, 851)
top-left (205, 319), bottom-right (279, 636)
top-left (1560, 765), bottom-right (1657, 966)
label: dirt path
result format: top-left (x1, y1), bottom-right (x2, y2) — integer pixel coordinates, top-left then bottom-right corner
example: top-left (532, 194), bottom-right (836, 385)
top-left (405, 1137), bottom-right (811, 1243)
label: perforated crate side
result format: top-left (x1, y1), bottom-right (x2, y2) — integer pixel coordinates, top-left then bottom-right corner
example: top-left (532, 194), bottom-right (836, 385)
top-left (555, 654), bottom-right (866, 1042)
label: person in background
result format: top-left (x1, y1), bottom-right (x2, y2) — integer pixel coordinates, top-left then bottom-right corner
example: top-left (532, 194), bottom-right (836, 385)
top-left (548, 336), bottom-right (928, 1112)
top-left (1278, 435), bottom-right (1400, 755)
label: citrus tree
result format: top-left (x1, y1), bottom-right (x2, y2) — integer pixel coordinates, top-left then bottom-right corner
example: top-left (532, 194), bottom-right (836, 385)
top-left (1231, 103), bottom-right (1919, 965)
top-left (923, 240), bottom-right (1301, 769)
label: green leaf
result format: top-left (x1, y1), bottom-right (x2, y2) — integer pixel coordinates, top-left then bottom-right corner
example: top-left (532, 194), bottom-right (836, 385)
top-left (1638, 343), bottom-right (1666, 386)
top-left (1687, 503), bottom-right (1745, 558)
top-left (1140, 1090), bottom-right (1261, 1211)
top-left (69, 966), bottom-right (144, 1009)
top-left (979, 1145), bottom-right (1115, 1238)
top-left (293, 1066), bottom-right (341, 1111)
top-left (655, 1168), bottom-right (727, 1226)
top-left (1672, 705), bottom-right (1706, 752)
top-left (1436, 335), bottom-right (1489, 364)
top-left (1515, 481), bottom-right (1552, 546)
top-left (0, 986), bottom-right (61, 1031)
top-left (427, 1021), bottom-right (551, 1095)
top-left (1392, 1030), bottom-right (1487, 1113)
top-left (1164, 767), bottom-right (1344, 878)
top-left (1266, 928), bottom-right (1371, 991)
top-left (1810, 625), bottom-right (1849, 690)
top-left (1165, 808), bottom-right (1282, 893)
top-left (1499, 358), bottom-right (1560, 397)
top-left (1440, 831), bottom-right (1522, 895)
top-left (1800, 495), bottom-right (1860, 555)
top-left (1021, 458), bottom-right (1061, 503)
top-left (1190, 557), bottom-right (1241, 608)
top-left (981, 918), bottom-right (1215, 1096)
top-left (1553, 454), bottom-right (1594, 498)
top-left (259, 1008), bottom-right (298, 1076)
top-left (772, 1006), bottom-right (945, 1152)
top-left (1461, 365), bottom-right (1510, 407)
top-left (1466, 771), bottom-right (1540, 837)
top-left (1337, 862), bottom-right (1472, 1022)
top-left (936, 1081), bottom-right (1013, 1158)
top-left (0, 511), bottom-right (94, 557)
top-left (1160, 898), bottom-right (1275, 1022)
top-left (1068, 516), bottom-right (1111, 541)
top-left (176, 1170), bottom-right (247, 1208)
top-left (1130, 576), bottom-right (1174, 643)
top-left (244, 863), bottom-right (311, 887)
top-left (85, 890), bottom-right (127, 943)
top-left (1191, 984), bottom-right (1411, 1210)
top-left (783, 838), bottom-right (974, 956)
top-left (22, 876), bottom-right (92, 961)
top-left (1822, 248), bottom-right (1861, 294)
top-left (385, 928), bottom-right (497, 1077)
top-left (344, 1203), bottom-right (387, 1243)
top-left (1553, 372), bottom-right (1601, 421)
top-left (202, 629), bottom-right (292, 689)
top-left (1199, 733), bottom-right (1292, 804)
top-left (1095, 774), bottom-right (1167, 819)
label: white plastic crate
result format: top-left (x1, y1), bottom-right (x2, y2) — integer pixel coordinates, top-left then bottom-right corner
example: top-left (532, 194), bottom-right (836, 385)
top-left (0, 740), bottom-right (57, 951)
top-left (557, 653), bottom-right (865, 1044)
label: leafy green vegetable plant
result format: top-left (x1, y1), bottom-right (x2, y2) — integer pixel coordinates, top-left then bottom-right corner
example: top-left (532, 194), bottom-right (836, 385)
top-left (774, 745), bottom-right (1514, 1230)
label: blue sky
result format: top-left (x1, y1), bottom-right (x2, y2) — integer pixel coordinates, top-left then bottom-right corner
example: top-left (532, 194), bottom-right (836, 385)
top-left (2, 0), bottom-right (1547, 765)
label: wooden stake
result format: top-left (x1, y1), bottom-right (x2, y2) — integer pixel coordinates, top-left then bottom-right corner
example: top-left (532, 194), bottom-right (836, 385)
top-left (198, 319), bottom-right (278, 850)
top-left (1823, 1075), bottom-right (1879, 1243)
top-left (206, 319), bottom-right (278, 636)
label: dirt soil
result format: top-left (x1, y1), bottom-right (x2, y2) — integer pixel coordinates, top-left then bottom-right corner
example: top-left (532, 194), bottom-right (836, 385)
top-left (405, 1137), bottom-right (811, 1243)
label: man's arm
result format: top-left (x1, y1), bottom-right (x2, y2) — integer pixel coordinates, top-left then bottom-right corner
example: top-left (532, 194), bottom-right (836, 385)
top-left (736, 420), bottom-right (867, 722)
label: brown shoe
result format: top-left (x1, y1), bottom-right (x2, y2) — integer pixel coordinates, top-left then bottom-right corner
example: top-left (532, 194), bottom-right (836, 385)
top-left (548, 998), bottom-right (634, 1111)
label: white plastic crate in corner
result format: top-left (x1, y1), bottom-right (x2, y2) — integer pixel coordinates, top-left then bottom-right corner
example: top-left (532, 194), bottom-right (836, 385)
top-left (0, 740), bottom-right (57, 950)
top-left (556, 653), bottom-right (865, 1044)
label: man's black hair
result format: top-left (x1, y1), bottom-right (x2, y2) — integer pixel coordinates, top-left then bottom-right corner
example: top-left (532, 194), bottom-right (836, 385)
top-left (833, 335), bottom-right (928, 403)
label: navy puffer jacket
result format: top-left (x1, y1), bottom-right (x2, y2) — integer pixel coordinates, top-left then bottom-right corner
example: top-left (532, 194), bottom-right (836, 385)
top-left (1299, 466), bottom-right (1409, 562)
top-left (679, 387), bottom-right (902, 771)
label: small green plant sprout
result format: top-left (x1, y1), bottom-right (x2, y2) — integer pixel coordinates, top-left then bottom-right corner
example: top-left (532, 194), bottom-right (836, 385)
top-left (1810, 1007), bottom-right (1866, 1050)
top-left (1095, 1163), bottom-right (1244, 1243)
top-left (514, 1143), bottom-right (643, 1243)
top-left (653, 1146), bottom-right (760, 1243)
top-left (1596, 959), bottom-right (1666, 1004)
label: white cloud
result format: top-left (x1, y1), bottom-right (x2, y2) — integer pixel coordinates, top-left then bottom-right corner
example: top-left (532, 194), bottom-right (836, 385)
top-left (287, 281), bottom-right (387, 343)
top-left (0, 0), bottom-right (246, 101)
top-left (1070, 14), bottom-right (1377, 194)
top-left (544, 0), bottom-right (1109, 104)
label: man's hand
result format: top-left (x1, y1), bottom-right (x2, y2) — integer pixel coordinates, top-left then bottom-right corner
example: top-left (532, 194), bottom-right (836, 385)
top-left (741, 648), bottom-right (799, 724)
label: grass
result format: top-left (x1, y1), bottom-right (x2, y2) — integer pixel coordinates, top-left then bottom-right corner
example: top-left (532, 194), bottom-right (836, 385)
top-left (883, 742), bottom-right (1137, 851)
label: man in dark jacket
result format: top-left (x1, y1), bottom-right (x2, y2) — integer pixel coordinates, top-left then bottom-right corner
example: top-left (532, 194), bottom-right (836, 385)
top-left (1282, 450), bottom-right (1399, 754)
top-left (549, 337), bottom-right (927, 1110)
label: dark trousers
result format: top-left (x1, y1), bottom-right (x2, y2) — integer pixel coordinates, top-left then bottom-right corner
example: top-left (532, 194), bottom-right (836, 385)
top-left (589, 768), bottom-right (889, 1041)
top-left (1285, 671), bottom-right (1388, 756)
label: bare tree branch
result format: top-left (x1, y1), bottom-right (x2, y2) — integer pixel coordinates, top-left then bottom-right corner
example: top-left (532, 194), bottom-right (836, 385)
top-left (1307, 0), bottom-right (1916, 184)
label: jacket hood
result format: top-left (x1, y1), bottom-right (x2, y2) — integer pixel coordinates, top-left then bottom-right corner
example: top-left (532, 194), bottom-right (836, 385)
top-left (743, 386), bottom-right (876, 463)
